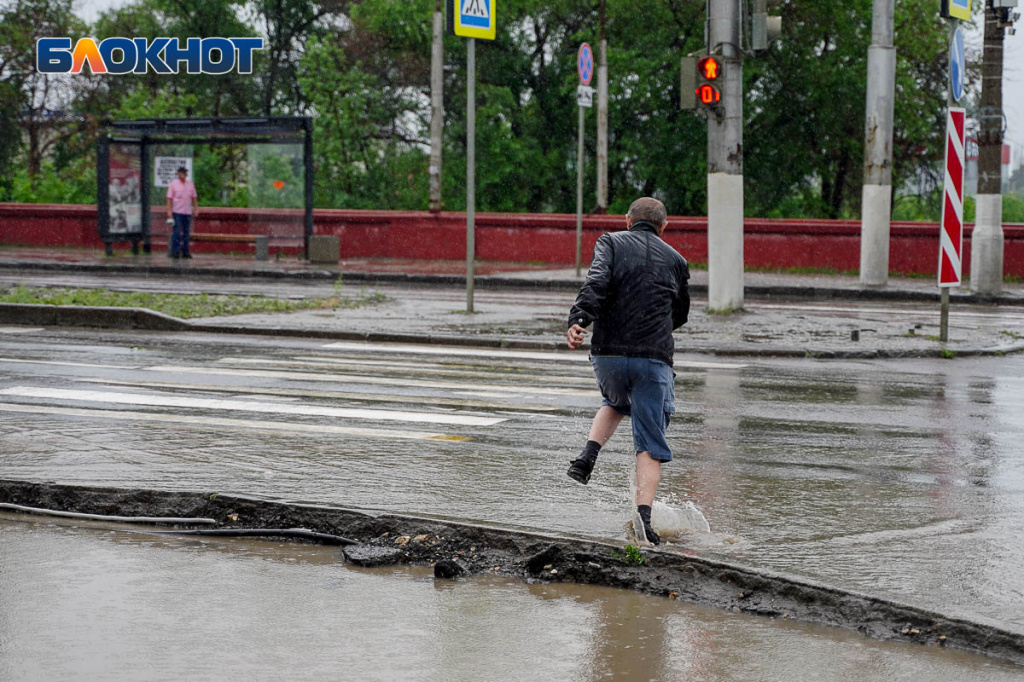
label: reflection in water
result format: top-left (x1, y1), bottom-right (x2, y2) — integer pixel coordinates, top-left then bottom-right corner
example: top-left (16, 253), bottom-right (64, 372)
top-left (4, 518), bottom-right (1024, 682)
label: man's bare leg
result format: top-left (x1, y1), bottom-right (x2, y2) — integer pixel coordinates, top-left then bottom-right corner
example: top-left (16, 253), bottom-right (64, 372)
top-left (568, 406), bottom-right (625, 485)
top-left (634, 451), bottom-right (662, 545)
top-left (635, 451), bottom-right (661, 507)
top-left (589, 405), bottom-right (625, 445)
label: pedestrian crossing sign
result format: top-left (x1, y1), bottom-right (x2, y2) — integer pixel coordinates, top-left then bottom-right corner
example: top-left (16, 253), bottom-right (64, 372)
top-left (940, 0), bottom-right (971, 21)
top-left (446, 0), bottom-right (496, 40)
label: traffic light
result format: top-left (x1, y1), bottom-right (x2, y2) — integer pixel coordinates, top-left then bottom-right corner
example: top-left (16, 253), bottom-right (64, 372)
top-left (681, 54), bottom-right (722, 111)
top-left (696, 56), bottom-right (722, 106)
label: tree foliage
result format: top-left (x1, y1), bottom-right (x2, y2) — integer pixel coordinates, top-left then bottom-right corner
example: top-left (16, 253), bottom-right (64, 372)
top-left (0, 0), bottom-right (960, 220)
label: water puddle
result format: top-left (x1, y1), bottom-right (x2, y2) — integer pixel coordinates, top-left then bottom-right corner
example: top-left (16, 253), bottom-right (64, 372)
top-left (3, 516), bottom-right (1022, 681)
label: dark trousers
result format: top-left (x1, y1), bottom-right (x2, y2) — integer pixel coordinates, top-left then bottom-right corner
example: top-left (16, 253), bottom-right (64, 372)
top-left (171, 213), bottom-right (192, 257)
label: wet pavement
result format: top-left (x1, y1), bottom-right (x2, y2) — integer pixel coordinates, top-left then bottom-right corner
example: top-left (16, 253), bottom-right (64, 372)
top-left (1, 327), bottom-right (1023, 637)
top-left (6, 514), bottom-right (1024, 682)
top-left (3, 249), bottom-right (1024, 674)
top-left (4, 265), bottom-right (1024, 357)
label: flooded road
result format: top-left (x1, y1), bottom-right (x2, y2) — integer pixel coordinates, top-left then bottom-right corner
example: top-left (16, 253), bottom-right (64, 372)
top-left (2, 325), bottom-right (1024, 671)
top-left (5, 514), bottom-right (1024, 682)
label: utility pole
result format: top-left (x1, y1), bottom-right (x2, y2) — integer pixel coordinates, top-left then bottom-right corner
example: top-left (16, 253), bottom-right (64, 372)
top-left (859, 0), bottom-right (896, 288)
top-left (706, 0), bottom-right (744, 311)
top-left (429, 0), bottom-right (444, 212)
top-left (466, 37), bottom-right (476, 312)
top-left (971, 1), bottom-right (1010, 296)
top-left (596, 0), bottom-right (608, 213)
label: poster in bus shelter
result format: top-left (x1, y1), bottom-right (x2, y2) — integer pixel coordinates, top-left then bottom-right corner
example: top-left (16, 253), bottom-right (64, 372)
top-left (108, 144), bottom-right (142, 234)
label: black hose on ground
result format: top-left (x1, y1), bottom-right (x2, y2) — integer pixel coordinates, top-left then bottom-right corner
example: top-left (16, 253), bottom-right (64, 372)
top-left (0, 502), bottom-right (218, 525)
top-left (0, 502), bottom-right (359, 546)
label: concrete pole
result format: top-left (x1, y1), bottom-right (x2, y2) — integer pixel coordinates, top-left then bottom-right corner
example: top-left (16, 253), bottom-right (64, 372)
top-left (429, 0), bottom-right (444, 213)
top-left (859, 0), bottom-right (896, 288)
top-left (706, 0), bottom-right (744, 311)
top-left (971, 4), bottom-right (1005, 296)
top-left (596, 1), bottom-right (608, 213)
top-left (466, 38), bottom-right (476, 313)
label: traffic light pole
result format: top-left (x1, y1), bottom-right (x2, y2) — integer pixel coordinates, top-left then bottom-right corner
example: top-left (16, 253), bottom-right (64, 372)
top-left (971, 2), bottom-right (1007, 296)
top-left (706, 0), bottom-right (744, 312)
top-left (859, 0), bottom-right (896, 288)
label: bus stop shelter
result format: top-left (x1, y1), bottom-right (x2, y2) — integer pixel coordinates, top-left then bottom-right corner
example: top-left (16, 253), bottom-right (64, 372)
top-left (97, 116), bottom-right (313, 257)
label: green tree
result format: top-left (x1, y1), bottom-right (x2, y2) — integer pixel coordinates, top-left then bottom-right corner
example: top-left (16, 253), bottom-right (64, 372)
top-left (298, 36), bottom-right (425, 208)
top-left (0, 0), bottom-right (88, 192)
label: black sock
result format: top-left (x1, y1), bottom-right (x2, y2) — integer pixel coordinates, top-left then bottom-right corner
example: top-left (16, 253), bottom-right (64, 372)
top-left (637, 504), bottom-right (652, 524)
top-left (579, 440), bottom-right (602, 461)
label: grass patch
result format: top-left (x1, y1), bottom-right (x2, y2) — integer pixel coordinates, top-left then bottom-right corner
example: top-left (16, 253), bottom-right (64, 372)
top-left (939, 348), bottom-right (956, 359)
top-left (611, 544), bottom-right (646, 566)
top-left (0, 284), bottom-right (385, 319)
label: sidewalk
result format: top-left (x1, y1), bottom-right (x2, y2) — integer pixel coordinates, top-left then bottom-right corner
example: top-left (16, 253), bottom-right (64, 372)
top-left (1, 245), bottom-right (1024, 358)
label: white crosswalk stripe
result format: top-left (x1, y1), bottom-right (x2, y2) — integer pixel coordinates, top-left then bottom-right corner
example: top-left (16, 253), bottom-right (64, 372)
top-left (0, 387), bottom-right (506, 427)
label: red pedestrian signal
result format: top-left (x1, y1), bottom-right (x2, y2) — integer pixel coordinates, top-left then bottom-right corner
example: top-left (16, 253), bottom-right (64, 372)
top-left (681, 54), bottom-right (723, 111)
top-left (694, 56), bottom-right (722, 108)
top-left (696, 83), bottom-right (721, 105)
top-left (698, 57), bottom-right (720, 81)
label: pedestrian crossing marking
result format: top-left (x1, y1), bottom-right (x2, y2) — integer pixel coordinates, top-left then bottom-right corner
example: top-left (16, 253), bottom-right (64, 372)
top-left (76, 377), bottom-right (562, 412)
top-left (0, 386), bottom-right (506, 427)
top-left (145, 365), bottom-right (593, 397)
top-left (0, 403), bottom-right (466, 442)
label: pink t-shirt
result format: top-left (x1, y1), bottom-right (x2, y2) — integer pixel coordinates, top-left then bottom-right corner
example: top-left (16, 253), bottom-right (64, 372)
top-left (166, 179), bottom-right (197, 215)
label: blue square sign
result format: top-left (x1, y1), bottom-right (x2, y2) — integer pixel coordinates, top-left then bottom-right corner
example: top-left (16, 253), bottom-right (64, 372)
top-left (448, 0), bottom-right (496, 40)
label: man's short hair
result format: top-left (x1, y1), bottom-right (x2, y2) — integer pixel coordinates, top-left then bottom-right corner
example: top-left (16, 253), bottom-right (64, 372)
top-left (177, 166), bottom-right (188, 174)
top-left (627, 197), bottom-right (667, 226)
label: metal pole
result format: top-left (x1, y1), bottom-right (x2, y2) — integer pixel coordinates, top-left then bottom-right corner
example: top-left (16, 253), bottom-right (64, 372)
top-left (940, 19), bottom-right (955, 342)
top-left (304, 119), bottom-right (314, 261)
top-left (706, 0), bottom-right (744, 311)
top-left (859, 0), bottom-right (896, 288)
top-left (429, 0), bottom-right (444, 213)
top-left (466, 38), bottom-right (476, 313)
top-left (596, 2), bottom-right (608, 213)
top-left (140, 136), bottom-right (151, 253)
top-left (577, 104), bottom-right (584, 277)
top-left (940, 287), bottom-right (950, 341)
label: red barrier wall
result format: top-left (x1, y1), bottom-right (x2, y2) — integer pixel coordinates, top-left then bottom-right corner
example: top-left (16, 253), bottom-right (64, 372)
top-left (3, 203), bottom-right (1024, 277)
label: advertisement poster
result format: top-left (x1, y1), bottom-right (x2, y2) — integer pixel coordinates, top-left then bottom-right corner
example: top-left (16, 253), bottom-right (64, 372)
top-left (154, 156), bottom-right (193, 188)
top-left (108, 144), bottom-right (141, 234)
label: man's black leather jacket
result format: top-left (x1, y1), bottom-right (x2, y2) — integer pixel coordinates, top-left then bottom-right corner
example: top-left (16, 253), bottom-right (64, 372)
top-left (567, 220), bottom-right (690, 366)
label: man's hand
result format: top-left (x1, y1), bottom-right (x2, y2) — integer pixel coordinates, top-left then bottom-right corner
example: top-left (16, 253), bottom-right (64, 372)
top-left (567, 324), bottom-right (587, 350)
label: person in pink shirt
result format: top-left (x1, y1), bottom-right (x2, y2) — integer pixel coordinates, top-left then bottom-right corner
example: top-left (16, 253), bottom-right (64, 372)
top-left (165, 167), bottom-right (199, 259)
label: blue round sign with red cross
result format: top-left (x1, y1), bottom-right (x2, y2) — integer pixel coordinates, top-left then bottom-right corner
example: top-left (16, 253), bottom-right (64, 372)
top-left (577, 43), bottom-right (593, 86)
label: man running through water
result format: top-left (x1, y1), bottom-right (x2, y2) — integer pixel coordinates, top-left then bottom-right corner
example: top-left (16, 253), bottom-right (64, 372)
top-left (566, 197), bottom-right (690, 545)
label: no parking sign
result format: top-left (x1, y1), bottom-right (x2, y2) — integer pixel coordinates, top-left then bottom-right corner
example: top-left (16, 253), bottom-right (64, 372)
top-left (577, 43), bottom-right (593, 85)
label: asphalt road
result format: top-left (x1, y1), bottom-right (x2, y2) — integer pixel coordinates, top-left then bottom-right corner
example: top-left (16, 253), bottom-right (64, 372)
top-left (1, 325), bottom-right (1022, 638)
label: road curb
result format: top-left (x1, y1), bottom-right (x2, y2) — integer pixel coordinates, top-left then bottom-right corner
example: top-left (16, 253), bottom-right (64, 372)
top-left (2, 479), bottom-right (1023, 666)
top-left (2, 260), bottom-right (1023, 305)
top-left (2, 302), bottom-right (1023, 359)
